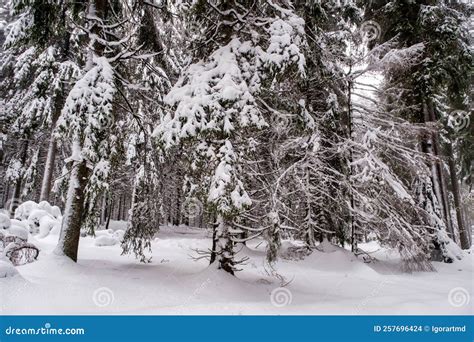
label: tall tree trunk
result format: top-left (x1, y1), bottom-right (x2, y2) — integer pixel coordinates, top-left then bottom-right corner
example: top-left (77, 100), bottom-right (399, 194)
top-left (39, 137), bottom-right (57, 202)
top-left (428, 101), bottom-right (456, 240)
top-left (54, 0), bottom-right (107, 261)
top-left (423, 100), bottom-right (454, 239)
top-left (446, 141), bottom-right (470, 249)
top-left (100, 193), bottom-right (107, 225)
top-left (54, 158), bottom-right (89, 261)
top-left (105, 198), bottom-right (114, 230)
top-left (117, 193), bottom-right (122, 220)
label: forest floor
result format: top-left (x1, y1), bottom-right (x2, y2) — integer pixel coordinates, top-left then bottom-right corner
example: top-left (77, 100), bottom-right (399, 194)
top-left (1, 224), bottom-right (473, 315)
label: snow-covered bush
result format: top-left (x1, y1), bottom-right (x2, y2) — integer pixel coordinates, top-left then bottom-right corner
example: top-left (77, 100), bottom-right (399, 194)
top-left (14, 201), bottom-right (38, 221)
top-left (4, 201), bottom-right (62, 238)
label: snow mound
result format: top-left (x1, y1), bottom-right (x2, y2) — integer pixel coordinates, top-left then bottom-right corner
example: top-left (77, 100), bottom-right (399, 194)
top-left (38, 215), bottom-right (61, 238)
top-left (95, 229), bottom-right (114, 237)
top-left (11, 219), bottom-right (28, 230)
top-left (14, 201), bottom-right (39, 221)
top-left (317, 238), bottom-right (340, 253)
top-left (0, 213), bottom-right (11, 230)
top-left (94, 235), bottom-right (118, 247)
top-left (37, 201), bottom-right (62, 219)
top-left (37, 201), bottom-right (52, 214)
top-left (50, 206), bottom-right (62, 219)
top-left (27, 209), bottom-right (52, 234)
top-left (7, 225), bottom-right (29, 241)
top-left (280, 240), bottom-right (311, 260)
top-left (112, 229), bottom-right (125, 242)
top-left (296, 240), bottom-right (380, 277)
top-left (0, 260), bottom-right (19, 278)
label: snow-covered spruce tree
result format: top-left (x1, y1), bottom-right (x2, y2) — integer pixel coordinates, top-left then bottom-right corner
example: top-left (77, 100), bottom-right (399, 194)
top-left (255, 1), bottom-right (443, 270)
top-left (0, 1), bottom-right (80, 212)
top-left (154, 1), bottom-right (307, 274)
top-left (53, 1), bottom-right (124, 261)
top-left (367, 0), bottom-right (472, 255)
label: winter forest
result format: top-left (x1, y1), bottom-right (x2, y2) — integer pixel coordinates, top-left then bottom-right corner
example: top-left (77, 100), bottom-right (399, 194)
top-left (0, 0), bottom-right (473, 314)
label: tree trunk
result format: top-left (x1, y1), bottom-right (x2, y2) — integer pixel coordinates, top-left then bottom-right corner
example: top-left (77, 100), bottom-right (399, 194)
top-left (105, 198), bottom-right (113, 230)
top-left (210, 215), bottom-right (235, 275)
top-left (54, 158), bottom-right (89, 261)
top-left (117, 193), bottom-right (122, 220)
top-left (39, 137), bottom-right (57, 202)
top-left (446, 141), bottom-right (470, 249)
top-left (423, 101), bottom-right (455, 239)
top-left (54, 0), bottom-right (108, 261)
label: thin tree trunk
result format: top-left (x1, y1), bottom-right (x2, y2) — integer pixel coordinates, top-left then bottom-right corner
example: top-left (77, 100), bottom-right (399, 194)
top-left (423, 101), bottom-right (454, 238)
top-left (446, 141), bottom-right (470, 249)
top-left (117, 193), bottom-right (122, 220)
top-left (105, 198), bottom-right (113, 230)
top-left (100, 193), bottom-right (107, 225)
top-left (39, 138), bottom-right (57, 202)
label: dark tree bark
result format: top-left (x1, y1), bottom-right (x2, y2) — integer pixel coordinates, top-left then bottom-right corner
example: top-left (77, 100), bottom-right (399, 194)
top-left (446, 141), bottom-right (470, 249)
top-left (55, 160), bottom-right (89, 261)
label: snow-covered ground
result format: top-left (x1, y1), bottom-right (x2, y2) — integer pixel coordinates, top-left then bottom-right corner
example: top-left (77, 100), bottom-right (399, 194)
top-left (1, 224), bottom-right (473, 315)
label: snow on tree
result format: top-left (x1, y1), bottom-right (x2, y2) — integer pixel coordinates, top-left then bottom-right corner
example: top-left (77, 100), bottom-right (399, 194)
top-left (154, 1), bottom-right (307, 273)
